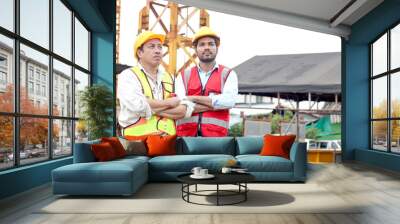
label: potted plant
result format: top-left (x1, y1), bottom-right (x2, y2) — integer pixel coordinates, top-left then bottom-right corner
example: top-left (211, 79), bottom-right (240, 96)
top-left (79, 84), bottom-right (113, 140)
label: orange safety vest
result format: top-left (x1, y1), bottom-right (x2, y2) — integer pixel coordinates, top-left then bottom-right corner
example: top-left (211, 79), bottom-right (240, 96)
top-left (176, 65), bottom-right (231, 137)
top-left (122, 66), bottom-right (176, 136)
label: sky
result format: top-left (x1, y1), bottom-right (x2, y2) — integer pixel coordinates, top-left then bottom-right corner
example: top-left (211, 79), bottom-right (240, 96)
top-left (0, 0), bottom-right (89, 74)
top-left (119, 0), bottom-right (341, 68)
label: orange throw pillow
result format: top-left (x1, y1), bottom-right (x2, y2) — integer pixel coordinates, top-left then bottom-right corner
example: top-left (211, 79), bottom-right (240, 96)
top-left (146, 135), bottom-right (177, 157)
top-left (101, 137), bottom-right (127, 158)
top-left (91, 142), bottom-right (117, 161)
top-left (260, 134), bottom-right (296, 159)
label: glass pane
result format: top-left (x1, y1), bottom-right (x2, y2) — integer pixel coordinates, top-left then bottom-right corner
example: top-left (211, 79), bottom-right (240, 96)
top-left (20, 117), bottom-right (49, 165)
top-left (392, 24), bottom-right (400, 70)
top-left (20, 44), bottom-right (49, 115)
top-left (74, 69), bottom-right (89, 118)
top-left (372, 121), bottom-right (388, 151)
top-left (372, 33), bottom-right (387, 76)
top-left (0, 0), bottom-right (14, 31)
top-left (53, 0), bottom-right (72, 60)
top-left (53, 119), bottom-right (72, 158)
top-left (20, 0), bottom-right (49, 49)
top-left (0, 116), bottom-right (14, 170)
top-left (391, 72), bottom-right (400, 118)
top-left (391, 120), bottom-right (400, 153)
top-left (75, 120), bottom-right (88, 143)
top-left (75, 18), bottom-right (89, 70)
top-left (0, 34), bottom-right (14, 112)
top-left (53, 59), bottom-right (72, 117)
top-left (372, 77), bottom-right (387, 119)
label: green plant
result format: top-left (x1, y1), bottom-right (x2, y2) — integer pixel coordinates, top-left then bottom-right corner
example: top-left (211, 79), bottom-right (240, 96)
top-left (229, 122), bottom-right (243, 137)
top-left (283, 110), bottom-right (293, 122)
top-left (306, 127), bottom-right (319, 139)
top-left (79, 84), bottom-right (113, 140)
top-left (271, 113), bottom-right (282, 134)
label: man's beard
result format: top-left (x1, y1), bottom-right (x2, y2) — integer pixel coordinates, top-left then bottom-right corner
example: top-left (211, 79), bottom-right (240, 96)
top-left (198, 54), bottom-right (216, 63)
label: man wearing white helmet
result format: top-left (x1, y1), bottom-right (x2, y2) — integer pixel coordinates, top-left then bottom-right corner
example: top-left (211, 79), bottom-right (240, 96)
top-left (175, 27), bottom-right (238, 137)
top-left (117, 31), bottom-right (187, 136)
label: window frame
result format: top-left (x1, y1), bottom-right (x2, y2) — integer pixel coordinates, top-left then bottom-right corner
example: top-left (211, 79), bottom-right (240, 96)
top-left (370, 21), bottom-right (400, 154)
top-left (0, 0), bottom-right (92, 171)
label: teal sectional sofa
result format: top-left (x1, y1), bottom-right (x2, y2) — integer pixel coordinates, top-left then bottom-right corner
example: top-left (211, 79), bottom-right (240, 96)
top-left (52, 137), bottom-right (307, 196)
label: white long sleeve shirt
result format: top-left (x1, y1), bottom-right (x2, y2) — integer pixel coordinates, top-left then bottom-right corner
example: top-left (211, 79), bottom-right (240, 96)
top-left (117, 64), bottom-right (186, 127)
top-left (174, 63), bottom-right (238, 109)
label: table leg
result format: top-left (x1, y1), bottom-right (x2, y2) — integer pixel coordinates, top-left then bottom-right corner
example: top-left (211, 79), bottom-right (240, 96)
top-left (245, 183), bottom-right (247, 201)
top-left (217, 184), bottom-right (219, 206)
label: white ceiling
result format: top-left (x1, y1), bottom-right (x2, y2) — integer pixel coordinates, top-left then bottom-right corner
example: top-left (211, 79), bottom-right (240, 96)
top-left (169, 0), bottom-right (384, 38)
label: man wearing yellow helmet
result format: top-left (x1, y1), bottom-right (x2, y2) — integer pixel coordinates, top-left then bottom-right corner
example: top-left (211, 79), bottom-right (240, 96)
top-left (117, 31), bottom-right (188, 136)
top-left (175, 27), bottom-right (238, 137)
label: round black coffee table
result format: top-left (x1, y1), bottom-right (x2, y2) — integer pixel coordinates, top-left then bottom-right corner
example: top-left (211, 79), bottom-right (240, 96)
top-left (177, 173), bottom-right (255, 206)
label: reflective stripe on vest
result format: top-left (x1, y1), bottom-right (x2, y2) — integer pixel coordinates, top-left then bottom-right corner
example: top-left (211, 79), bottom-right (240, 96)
top-left (176, 116), bottom-right (229, 129)
top-left (122, 66), bottom-right (176, 136)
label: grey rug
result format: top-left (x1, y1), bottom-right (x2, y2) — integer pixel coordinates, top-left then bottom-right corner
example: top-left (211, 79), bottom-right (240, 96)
top-left (38, 183), bottom-right (362, 214)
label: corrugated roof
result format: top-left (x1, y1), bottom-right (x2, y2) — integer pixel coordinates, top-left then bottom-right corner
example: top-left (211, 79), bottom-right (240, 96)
top-left (234, 52), bottom-right (341, 102)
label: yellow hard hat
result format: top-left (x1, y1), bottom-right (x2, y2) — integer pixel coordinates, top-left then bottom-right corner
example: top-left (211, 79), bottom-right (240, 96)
top-left (192, 26), bottom-right (220, 46)
top-left (134, 31), bottom-right (165, 59)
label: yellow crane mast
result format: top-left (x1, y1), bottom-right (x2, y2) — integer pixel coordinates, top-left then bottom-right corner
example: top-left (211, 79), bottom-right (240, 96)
top-left (138, 0), bottom-right (210, 75)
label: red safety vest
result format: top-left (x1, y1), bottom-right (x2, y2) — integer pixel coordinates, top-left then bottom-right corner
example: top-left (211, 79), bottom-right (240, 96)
top-left (176, 65), bottom-right (231, 137)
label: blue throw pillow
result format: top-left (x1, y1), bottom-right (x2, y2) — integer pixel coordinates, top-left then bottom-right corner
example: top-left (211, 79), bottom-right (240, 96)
top-left (236, 136), bottom-right (263, 155)
top-left (180, 137), bottom-right (235, 155)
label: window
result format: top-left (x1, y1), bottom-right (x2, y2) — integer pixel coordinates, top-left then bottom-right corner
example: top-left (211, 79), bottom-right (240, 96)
top-left (74, 69), bottom-right (89, 118)
top-left (53, 0), bottom-right (72, 60)
top-left (0, 71), bottom-right (6, 85)
top-left (0, 34), bottom-right (13, 113)
top-left (0, 0), bottom-right (14, 31)
top-left (75, 18), bottom-right (89, 70)
top-left (320, 142), bottom-right (328, 149)
top-left (53, 59), bottom-right (72, 116)
top-left (0, 116), bottom-right (13, 170)
top-left (41, 73), bottom-right (46, 83)
top-left (35, 70), bottom-right (41, 81)
top-left (0, 54), bottom-right (7, 67)
top-left (0, 54), bottom-right (7, 86)
top-left (0, 0), bottom-right (91, 170)
top-left (36, 84), bottom-right (40, 95)
top-left (53, 120), bottom-right (72, 158)
top-left (20, 0), bottom-right (49, 49)
top-left (28, 67), bottom-right (34, 80)
top-left (370, 23), bottom-right (400, 154)
top-left (42, 85), bottom-right (46, 97)
top-left (28, 81), bottom-right (34, 94)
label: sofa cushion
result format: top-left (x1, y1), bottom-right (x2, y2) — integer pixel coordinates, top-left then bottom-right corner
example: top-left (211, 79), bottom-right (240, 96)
top-left (179, 137), bottom-right (235, 155)
top-left (119, 137), bottom-right (147, 156)
top-left (260, 135), bottom-right (296, 159)
top-left (101, 137), bottom-right (127, 158)
top-left (146, 135), bottom-right (177, 157)
top-left (114, 155), bottom-right (150, 164)
top-left (91, 142), bottom-right (118, 162)
top-left (73, 140), bottom-right (100, 163)
top-left (236, 155), bottom-right (293, 172)
top-left (52, 159), bottom-right (147, 183)
top-left (236, 136), bottom-right (263, 155)
top-left (148, 154), bottom-right (235, 172)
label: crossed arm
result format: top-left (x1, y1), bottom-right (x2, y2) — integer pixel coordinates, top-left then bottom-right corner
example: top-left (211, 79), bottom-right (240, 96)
top-left (187, 96), bottom-right (215, 113)
top-left (147, 97), bottom-right (187, 120)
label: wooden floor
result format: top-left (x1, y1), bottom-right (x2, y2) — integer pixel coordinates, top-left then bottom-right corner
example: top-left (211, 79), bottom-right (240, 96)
top-left (1, 162), bottom-right (400, 224)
